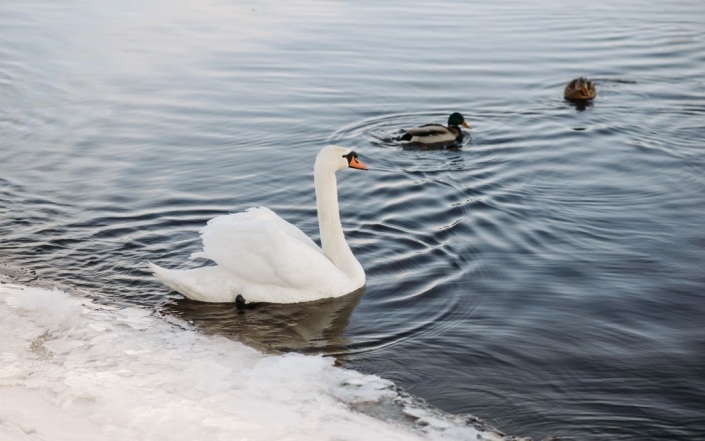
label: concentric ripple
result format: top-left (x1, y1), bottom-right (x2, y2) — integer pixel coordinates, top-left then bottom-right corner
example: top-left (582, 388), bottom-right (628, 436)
top-left (2, 0), bottom-right (705, 440)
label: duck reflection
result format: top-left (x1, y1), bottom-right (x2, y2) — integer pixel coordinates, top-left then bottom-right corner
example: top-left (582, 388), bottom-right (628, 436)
top-left (568, 99), bottom-right (593, 112)
top-left (166, 287), bottom-right (365, 354)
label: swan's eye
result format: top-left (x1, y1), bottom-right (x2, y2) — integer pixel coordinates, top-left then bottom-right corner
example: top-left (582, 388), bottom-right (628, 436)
top-left (342, 151), bottom-right (358, 163)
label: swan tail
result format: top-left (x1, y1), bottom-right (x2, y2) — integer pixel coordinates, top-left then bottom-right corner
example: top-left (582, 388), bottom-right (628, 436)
top-left (148, 262), bottom-right (188, 295)
top-left (148, 262), bottom-right (240, 303)
top-left (148, 262), bottom-right (173, 284)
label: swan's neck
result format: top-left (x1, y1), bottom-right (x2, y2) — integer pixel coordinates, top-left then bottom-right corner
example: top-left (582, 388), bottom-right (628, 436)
top-left (314, 163), bottom-right (364, 282)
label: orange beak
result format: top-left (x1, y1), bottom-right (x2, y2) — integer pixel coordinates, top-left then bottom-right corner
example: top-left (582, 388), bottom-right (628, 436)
top-left (461, 121), bottom-right (472, 129)
top-left (349, 156), bottom-right (368, 170)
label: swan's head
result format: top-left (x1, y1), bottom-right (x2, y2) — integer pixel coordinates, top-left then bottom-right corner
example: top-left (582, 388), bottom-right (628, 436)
top-left (317, 145), bottom-right (368, 172)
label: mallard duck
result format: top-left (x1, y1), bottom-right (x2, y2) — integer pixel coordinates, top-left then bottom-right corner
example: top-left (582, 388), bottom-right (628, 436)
top-left (564, 77), bottom-right (596, 101)
top-left (399, 112), bottom-right (471, 145)
top-left (149, 146), bottom-right (368, 305)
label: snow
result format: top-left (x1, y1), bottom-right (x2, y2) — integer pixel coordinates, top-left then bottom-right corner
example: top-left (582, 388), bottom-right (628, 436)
top-left (0, 277), bottom-right (523, 441)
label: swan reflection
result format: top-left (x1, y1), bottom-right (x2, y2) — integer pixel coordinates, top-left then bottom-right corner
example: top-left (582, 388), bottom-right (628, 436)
top-left (166, 287), bottom-right (365, 354)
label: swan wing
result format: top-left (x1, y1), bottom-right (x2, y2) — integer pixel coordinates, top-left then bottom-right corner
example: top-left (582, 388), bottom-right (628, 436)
top-left (191, 208), bottom-right (342, 289)
top-left (204, 207), bottom-right (322, 254)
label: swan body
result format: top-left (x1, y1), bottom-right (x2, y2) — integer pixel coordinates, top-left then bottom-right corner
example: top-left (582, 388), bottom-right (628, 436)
top-left (564, 77), bottom-right (596, 101)
top-left (149, 146), bottom-right (368, 304)
top-left (399, 112), bottom-right (471, 145)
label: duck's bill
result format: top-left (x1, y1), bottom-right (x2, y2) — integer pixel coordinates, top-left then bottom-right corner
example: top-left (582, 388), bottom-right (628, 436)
top-left (349, 157), bottom-right (368, 170)
top-left (462, 121), bottom-right (472, 129)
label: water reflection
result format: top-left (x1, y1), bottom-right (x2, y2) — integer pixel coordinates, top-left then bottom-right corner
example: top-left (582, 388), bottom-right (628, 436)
top-left (3, 0), bottom-right (705, 439)
top-left (166, 287), bottom-right (365, 354)
top-left (567, 99), bottom-right (593, 112)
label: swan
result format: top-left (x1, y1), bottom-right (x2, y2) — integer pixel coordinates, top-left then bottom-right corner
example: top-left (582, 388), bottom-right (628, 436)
top-left (398, 112), bottom-right (471, 145)
top-left (149, 145), bottom-right (368, 305)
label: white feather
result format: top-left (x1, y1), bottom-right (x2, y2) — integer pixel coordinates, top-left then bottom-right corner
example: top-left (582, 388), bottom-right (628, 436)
top-left (149, 146), bottom-right (366, 304)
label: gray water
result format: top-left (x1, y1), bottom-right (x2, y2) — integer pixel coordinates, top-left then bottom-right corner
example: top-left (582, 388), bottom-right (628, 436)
top-left (2, 0), bottom-right (705, 439)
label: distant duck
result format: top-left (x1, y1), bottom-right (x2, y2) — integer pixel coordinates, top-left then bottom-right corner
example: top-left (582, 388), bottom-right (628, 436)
top-left (399, 112), bottom-right (471, 145)
top-left (564, 77), bottom-right (596, 101)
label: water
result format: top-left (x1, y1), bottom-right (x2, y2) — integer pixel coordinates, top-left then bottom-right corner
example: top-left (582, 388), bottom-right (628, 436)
top-left (2, 0), bottom-right (705, 439)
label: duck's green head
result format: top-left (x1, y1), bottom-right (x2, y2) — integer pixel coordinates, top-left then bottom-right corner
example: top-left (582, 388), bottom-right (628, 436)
top-left (448, 112), bottom-right (471, 129)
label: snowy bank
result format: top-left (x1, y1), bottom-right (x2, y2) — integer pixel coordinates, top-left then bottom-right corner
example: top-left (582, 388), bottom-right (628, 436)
top-left (0, 277), bottom-right (524, 441)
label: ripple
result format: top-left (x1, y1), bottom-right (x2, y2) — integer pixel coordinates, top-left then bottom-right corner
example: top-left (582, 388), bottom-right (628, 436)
top-left (3, 1), bottom-right (705, 439)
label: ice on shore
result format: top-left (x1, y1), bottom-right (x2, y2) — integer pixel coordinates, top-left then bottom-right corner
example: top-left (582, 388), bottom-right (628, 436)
top-left (0, 277), bottom-right (522, 441)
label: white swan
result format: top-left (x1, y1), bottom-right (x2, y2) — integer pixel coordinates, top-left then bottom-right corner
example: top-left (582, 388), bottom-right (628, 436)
top-left (149, 145), bottom-right (368, 304)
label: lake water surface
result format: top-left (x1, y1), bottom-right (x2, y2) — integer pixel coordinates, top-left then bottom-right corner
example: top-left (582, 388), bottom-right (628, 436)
top-left (2, 0), bottom-right (705, 439)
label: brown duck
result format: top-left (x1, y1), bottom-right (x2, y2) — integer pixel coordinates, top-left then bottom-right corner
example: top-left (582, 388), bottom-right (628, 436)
top-left (564, 77), bottom-right (596, 101)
